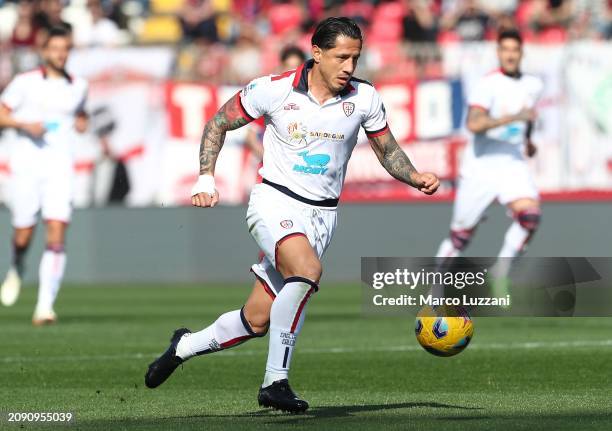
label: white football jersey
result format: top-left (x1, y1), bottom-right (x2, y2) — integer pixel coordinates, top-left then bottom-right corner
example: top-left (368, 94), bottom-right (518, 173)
top-left (464, 69), bottom-right (543, 164)
top-left (0, 67), bottom-right (88, 156)
top-left (239, 59), bottom-right (388, 202)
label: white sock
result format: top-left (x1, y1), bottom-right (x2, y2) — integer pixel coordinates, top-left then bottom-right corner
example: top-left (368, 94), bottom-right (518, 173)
top-left (433, 238), bottom-right (462, 298)
top-left (175, 308), bottom-right (258, 360)
top-left (36, 248), bottom-right (66, 312)
top-left (436, 238), bottom-right (461, 259)
top-left (492, 222), bottom-right (530, 278)
top-left (263, 277), bottom-right (317, 388)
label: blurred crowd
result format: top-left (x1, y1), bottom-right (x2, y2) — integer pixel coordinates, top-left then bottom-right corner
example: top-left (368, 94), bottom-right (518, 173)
top-left (0, 0), bottom-right (611, 83)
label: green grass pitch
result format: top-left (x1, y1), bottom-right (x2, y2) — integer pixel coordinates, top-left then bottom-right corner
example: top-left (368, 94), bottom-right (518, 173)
top-left (1, 284), bottom-right (611, 430)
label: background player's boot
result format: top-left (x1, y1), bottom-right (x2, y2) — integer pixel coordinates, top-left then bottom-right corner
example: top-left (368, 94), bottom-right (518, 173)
top-left (1, 268), bottom-right (22, 307)
top-left (258, 379), bottom-right (309, 413)
top-left (32, 307), bottom-right (57, 326)
top-left (145, 328), bottom-right (191, 388)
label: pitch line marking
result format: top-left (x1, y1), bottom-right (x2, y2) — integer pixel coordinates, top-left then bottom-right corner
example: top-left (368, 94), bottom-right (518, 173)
top-left (2, 339), bottom-right (612, 363)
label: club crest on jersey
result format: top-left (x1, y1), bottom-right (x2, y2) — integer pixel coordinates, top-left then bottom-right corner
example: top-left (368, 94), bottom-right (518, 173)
top-left (283, 103), bottom-right (300, 110)
top-left (280, 220), bottom-right (293, 229)
top-left (293, 151), bottom-right (330, 175)
top-left (343, 102), bottom-right (355, 117)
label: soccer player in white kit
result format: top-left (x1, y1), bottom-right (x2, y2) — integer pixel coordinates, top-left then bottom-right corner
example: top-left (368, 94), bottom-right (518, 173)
top-left (0, 27), bottom-right (88, 324)
top-left (145, 17), bottom-right (440, 412)
top-left (436, 30), bottom-right (543, 294)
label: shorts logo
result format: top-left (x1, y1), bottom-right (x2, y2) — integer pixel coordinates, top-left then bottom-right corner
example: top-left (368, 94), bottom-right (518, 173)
top-left (343, 102), bottom-right (355, 117)
top-left (280, 220), bottom-right (293, 229)
top-left (293, 151), bottom-right (330, 175)
top-left (283, 103), bottom-right (300, 110)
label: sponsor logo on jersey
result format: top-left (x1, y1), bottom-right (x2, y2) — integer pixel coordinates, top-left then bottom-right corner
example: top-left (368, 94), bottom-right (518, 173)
top-left (241, 82), bottom-right (257, 97)
top-left (293, 151), bottom-right (331, 175)
top-left (44, 121), bottom-right (60, 132)
top-left (287, 121), bottom-right (307, 147)
top-left (283, 103), bottom-right (300, 110)
top-left (280, 219), bottom-right (293, 229)
top-left (343, 101), bottom-right (355, 117)
top-left (308, 131), bottom-right (345, 141)
top-left (500, 123), bottom-right (522, 140)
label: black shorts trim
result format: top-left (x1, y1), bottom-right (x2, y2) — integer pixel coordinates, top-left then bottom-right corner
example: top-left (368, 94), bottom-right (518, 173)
top-left (262, 178), bottom-right (338, 208)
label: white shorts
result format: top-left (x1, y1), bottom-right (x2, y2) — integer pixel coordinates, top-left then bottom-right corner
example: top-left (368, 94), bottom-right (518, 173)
top-left (7, 150), bottom-right (73, 228)
top-left (246, 183), bottom-right (337, 296)
top-left (451, 160), bottom-right (538, 230)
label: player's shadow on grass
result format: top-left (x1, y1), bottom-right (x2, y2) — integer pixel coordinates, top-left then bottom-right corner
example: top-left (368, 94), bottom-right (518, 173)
top-left (262, 401), bottom-right (483, 423)
top-left (185, 401), bottom-right (482, 422)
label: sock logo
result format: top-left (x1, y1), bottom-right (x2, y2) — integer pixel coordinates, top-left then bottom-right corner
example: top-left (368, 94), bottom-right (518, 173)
top-left (209, 339), bottom-right (220, 351)
top-left (280, 332), bottom-right (296, 346)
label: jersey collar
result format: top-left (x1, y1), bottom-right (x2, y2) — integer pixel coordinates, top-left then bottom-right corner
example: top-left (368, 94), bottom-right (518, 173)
top-left (40, 65), bottom-right (73, 83)
top-left (292, 59), bottom-right (355, 97)
top-left (500, 68), bottom-right (522, 80)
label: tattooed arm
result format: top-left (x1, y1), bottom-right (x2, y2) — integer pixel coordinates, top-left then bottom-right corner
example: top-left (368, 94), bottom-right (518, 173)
top-left (368, 130), bottom-right (440, 195)
top-left (199, 93), bottom-right (251, 175)
top-left (192, 93), bottom-right (252, 207)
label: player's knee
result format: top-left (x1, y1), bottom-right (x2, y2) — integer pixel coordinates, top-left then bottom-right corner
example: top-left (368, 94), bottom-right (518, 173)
top-left (450, 229), bottom-right (474, 251)
top-left (13, 235), bottom-right (31, 249)
top-left (249, 322), bottom-right (269, 335)
top-left (516, 208), bottom-right (541, 232)
top-left (241, 305), bottom-right (269, 336)
top-left (46, 221), bottom-right (67, 243)
top-left (289, 256), bottom-right (322, 283)
top-left (13, 228), bottom-right (34, 247)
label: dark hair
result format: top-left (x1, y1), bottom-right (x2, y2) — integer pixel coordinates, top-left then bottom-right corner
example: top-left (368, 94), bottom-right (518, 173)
top-left (280, 45), bottom-right (306, 63)
top-left (311, 17), bottom-right (362, 50)
top-left (497, 29), bottom-right (522, 45)
top-left (44, 26), bottom-right (71, 46)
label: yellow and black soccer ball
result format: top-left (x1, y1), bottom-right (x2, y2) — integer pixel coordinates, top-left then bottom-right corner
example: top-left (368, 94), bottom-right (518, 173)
top-left (415, 305), bottom-right (474, 357)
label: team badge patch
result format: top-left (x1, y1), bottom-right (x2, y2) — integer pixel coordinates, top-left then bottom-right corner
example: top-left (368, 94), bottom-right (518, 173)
top-left (343, 102), bottom-right (355, 117)
top-left (280, 220), bottom-right (293, 229)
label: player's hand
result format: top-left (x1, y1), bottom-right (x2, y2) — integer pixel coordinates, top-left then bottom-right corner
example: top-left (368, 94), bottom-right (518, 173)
top-left (20, 122), bottom-right (46, 138)
top-left (412, 172), bottom-right (440, 195)
top-left (526, 140), bottom-right (537, 158)
top-left (191, 190), bottom-right (219, 207)
top-left (191, 174), bottom-right (219, 208)
top-left (514, 108), bottom-right (536, 122)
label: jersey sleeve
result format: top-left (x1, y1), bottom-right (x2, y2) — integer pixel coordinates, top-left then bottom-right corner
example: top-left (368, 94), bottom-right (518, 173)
top-left (528, 76), bottom-right (544, 108)
top-left (75, 81), bottom-right (89, 115)
top-left (238, 76), bottom-right (274, 121)
top-left (467, 78), bottom-right (493, 111)
top-left (362, 87), bottom-right (389, 138)
top-left (0, 75), bottom-right (25, 111)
